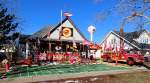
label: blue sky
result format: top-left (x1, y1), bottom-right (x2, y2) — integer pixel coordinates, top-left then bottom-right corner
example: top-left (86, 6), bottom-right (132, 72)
top-left (12, 0), bottom-right (150, 43)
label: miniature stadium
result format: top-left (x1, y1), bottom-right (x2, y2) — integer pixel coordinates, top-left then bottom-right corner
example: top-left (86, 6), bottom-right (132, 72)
top-left (0, 64), bottom-right (128, 79)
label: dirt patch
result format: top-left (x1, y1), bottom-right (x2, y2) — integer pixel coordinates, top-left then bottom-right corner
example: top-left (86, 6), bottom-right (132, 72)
top-left (33, 71), bottom-right (150, 83)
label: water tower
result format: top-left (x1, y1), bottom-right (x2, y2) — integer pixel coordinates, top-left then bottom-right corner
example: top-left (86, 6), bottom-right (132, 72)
top-left (88, 25), bottom-right (96, 42)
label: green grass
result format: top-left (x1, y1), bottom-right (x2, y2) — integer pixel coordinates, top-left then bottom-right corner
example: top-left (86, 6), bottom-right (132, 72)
top-left (0, 64), bottom-right (128, 79)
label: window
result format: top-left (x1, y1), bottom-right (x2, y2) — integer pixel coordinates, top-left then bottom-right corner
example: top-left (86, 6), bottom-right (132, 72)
top-left (141, 38), bottom-right (149, 44)
top-left (146, 38), bottom-right (149, 43)
top-left (144, 38), bottom-right (149, 44)
top-left (111, 38), bottom-right (116, 44)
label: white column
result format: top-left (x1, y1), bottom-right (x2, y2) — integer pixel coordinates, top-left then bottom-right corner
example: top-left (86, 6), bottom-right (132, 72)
top-left (25, 42), bottom-right (29, 59)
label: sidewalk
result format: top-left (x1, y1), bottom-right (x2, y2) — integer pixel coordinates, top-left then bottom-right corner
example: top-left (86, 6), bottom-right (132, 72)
top-left (0, 68), bottom-right (148, 83)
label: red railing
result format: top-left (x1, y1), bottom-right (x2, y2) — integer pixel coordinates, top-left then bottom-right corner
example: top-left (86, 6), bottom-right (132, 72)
top-left (38, 53), bottom-right (80, 64)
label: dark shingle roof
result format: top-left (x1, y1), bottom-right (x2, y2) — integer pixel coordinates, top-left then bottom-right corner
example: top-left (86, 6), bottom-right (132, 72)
top-left (114, 29), bottom-right (149, 49)
top-left (114, 29), bottom-right (146, 39)
top-left (30, 25), bottom-right (54, 39)
top-left (125, 29), bottom-right (146, 40)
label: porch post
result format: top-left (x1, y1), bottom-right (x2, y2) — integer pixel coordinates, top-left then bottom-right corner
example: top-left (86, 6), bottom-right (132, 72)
top-left (26, 41), bottom-right (29, 59)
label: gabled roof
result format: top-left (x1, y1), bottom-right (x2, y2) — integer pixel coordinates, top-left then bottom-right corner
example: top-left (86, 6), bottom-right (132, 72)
top-left (30, 25), bottom-right (54, 39)
top-left (114, 29), bottom-right (147, 41)
top-left (100, 31), bottom-right (140, 50)
top-left (30, 17), bottom-right (87, 41)
top-left (114, 29), bottom-right (149, 47)
top-left (101, 29), bottom-right (150, 50)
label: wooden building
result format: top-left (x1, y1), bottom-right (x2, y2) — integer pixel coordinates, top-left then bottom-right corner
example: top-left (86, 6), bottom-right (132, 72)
top-left (27, 17), bottom-right (90, 61)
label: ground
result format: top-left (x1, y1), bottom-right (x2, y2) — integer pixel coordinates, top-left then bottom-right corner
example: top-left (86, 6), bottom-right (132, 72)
top-left (0, 62), bottom-right (149, 83)
top-left (40, 70), bottom-right (150, 83)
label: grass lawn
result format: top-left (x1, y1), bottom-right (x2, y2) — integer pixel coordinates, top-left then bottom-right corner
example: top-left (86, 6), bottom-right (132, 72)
top-left (0, 64), bottom-right (128, 79)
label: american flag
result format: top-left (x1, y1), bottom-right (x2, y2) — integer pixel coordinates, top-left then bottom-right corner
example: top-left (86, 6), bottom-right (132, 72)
top-left (15, 37), bottom-right (19, 47)
top-left (37, 38), bottom-right (40, 46)
top-left (82, 39), bottom-right (91, 45)
top-left (116, 45), bottom-right (118, 53)
top-left (64, 12), bottom-right (72, 17)
top-left (109, 41), bottom-right (112, 51)
top-left (47, 32), bottom-right (51, 37)
top-left (103, 40), bottom-right (107, 51)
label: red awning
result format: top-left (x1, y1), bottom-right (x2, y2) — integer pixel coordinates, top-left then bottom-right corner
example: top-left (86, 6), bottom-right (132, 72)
top-left (90, 44), bottom-right (102, 50)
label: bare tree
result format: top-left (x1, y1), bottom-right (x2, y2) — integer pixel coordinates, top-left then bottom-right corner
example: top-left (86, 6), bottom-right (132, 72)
top-left (94, 11), bottom-right (111, 24)
top-left (94, 0), bottom-right (150, 31)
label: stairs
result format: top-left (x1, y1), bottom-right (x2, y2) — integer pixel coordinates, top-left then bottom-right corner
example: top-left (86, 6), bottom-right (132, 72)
top-left (143, 62), bottom-right (150, 70)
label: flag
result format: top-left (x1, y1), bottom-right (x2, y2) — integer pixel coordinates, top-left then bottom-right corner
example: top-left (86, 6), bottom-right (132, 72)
top-left (116, 44), bottom-right (118, 52)
top-left (73, 39), bottom-right (77, 48)
top-left (109, 41), bottom-right (112, 51)
top-left (37, 38), bottom-right (40, 46)
top-left (64, 12), bottom-right (72, 17)
top-left (82, 39), bottom-right (91, 45)
top-left (49, 43), bottom-right (51, 50)
top-left (103, 40), bottom-right (107, 51)
top-left (103, 42), bottom-right (105, 51)
top-left (47, 32), bottom-right (51, 37)
top-left (15, 37), bottom-right (19, 48)
top-left (47, 32), bottom-right (51, 51)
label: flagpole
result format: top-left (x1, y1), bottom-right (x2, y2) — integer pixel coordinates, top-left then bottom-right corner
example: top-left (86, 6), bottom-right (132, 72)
top-left (60, 9), bottom-right (63, 54)
top-left (59, 9), bottom-right (63, 41)
top-left (61, 9), bottom-right (63, 27)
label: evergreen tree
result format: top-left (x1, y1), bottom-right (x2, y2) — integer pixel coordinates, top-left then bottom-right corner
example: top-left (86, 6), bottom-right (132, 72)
top-left (0, 3), bottom-right (18, 44)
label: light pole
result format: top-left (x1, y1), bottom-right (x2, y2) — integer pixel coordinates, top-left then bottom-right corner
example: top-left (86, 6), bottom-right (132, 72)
top-left (88, 25), bottom-right (96, 42)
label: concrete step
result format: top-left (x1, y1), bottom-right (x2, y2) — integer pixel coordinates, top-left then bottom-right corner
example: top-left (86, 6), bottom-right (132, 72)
top-left (143, 62), bottom-right (150, 70)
